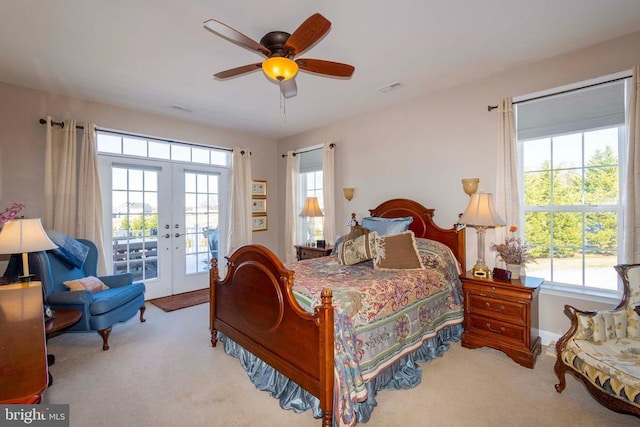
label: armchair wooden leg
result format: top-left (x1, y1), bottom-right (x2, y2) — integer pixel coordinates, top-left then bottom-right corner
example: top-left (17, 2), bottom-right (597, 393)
top-left (98, 327), bottom-right (112, 351)
top-left (139, 305), bottom-right (146, 323)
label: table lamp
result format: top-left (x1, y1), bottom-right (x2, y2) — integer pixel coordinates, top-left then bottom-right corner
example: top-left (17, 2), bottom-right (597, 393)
top-left (299, 197), bottom-right (324, 246)
top-left (0, 218), bottom-right (58, 282)
top-left (458, 192), bottom-right (505, 278)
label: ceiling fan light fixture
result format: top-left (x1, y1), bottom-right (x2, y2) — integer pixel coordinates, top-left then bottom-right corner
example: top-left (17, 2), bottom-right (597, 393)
top-left (262, 57), bottom-right (298, 81)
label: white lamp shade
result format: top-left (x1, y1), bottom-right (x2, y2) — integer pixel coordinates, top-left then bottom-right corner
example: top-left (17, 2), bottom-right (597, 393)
top-left (300, 197), bottom-right (324, 217)
top-left (0, 218), bottom-right (58, 254)
top-left (459, 192), bottom-right (505, 227)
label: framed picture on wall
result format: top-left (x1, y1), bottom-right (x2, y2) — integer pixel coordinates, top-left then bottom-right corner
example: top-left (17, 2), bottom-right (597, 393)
top-left (252, 198), bottom-right (267, 216)
top-left (252, 215), bottom-right (268, 232)
top-left (251, 180), bottom-right (267, 198)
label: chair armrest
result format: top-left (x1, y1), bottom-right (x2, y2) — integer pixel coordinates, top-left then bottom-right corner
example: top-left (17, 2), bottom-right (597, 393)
top-left (99, 273), bottom-right (133, 288)
top-left (47, 289), bottom-right (93, 305)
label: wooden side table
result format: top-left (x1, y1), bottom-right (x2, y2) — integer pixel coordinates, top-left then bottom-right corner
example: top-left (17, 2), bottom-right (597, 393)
top-left (45, 308), bottom-right (81, 386)
top-left (460, 272), bottom-right (543, 368)
top-left (0, 282), bottom-right (48, 404)
top-left (295, 245), bottom-right (333, 261)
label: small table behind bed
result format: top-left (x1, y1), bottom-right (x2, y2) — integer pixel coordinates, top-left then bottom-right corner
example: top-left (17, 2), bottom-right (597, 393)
top-left (209, 198), bottom-right (465, 426)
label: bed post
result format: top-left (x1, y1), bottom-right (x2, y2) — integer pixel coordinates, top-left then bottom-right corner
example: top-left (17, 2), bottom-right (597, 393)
top-left (210, 257), bottom-right (218, 347)
top-left (318, 288), bottom-right (334, 427)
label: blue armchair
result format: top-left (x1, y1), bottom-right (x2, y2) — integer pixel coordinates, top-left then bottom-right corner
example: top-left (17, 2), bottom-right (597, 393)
top-left (4, 238), bottom-right (146, 350)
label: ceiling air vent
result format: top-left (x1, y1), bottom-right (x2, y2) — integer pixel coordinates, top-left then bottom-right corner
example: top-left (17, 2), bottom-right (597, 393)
top-left (378, 82), bottom-right (403, 93)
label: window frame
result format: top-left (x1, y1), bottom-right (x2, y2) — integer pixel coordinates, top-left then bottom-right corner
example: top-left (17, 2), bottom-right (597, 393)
top-left (515, 75), bottom-right (629, 295)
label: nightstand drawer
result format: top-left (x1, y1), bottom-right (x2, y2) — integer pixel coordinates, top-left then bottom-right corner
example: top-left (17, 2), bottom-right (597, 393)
top-left (299, 248), bottom-right (320, 259)
top-left (467, 293), bottom-right (526, 324)
top-left (467, 314), bottom-right (528, 346)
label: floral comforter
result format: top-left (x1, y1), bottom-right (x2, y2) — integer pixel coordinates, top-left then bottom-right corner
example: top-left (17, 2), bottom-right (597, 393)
top-left (286, 238), bottom-right (464, 425)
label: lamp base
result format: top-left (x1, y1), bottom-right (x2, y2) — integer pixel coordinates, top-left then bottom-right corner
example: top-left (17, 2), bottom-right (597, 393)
top-left (18, 274), bottom-right (34, 283)
top-left (472, 266), bottom-right (491, 278)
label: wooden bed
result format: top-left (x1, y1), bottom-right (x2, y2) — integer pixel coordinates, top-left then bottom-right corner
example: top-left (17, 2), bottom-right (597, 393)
top-left (209, 198), bottom-right (465, 426)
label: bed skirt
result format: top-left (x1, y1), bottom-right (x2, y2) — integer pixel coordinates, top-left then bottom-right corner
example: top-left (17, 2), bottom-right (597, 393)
top-left (219, 323), bottom-right (463, 426)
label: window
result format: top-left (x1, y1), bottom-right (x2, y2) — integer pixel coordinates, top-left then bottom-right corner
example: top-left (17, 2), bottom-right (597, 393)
top-left (297, 149), bottom-right (324, 244)
top-left (97, 131), bottom-right (230, 166)
top-left (516, 76), bottom-right (628, 292)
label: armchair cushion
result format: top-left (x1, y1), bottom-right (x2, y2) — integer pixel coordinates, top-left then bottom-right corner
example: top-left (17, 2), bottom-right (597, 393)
top-left (562, 338), bottom-right (640, 405)
top-left (90, 282), bottom-right (145, 315)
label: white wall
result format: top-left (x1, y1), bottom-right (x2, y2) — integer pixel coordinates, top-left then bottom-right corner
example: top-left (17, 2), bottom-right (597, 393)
top-left (0, 82), bottom-right (280, 267)
top-left (277, 30), bottom-right (640, 343)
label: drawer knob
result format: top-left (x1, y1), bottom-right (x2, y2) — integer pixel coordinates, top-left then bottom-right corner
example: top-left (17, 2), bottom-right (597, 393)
top-left (486, 323), bottom-right (506, 333)
top-left (485, 302), bottom-right (505, 311)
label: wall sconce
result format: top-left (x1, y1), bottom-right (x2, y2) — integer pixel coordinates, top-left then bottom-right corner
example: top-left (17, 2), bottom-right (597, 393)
top-left (461, 178), bottom-right (479, 196)
top-left (343, 187), bottom-right (355, 201)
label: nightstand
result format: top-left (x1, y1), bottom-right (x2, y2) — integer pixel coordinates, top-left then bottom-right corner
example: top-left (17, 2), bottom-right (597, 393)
top-left (460, 271), bottom-right (542, 368)
top-left (294, 245), bottom-right (333, 261)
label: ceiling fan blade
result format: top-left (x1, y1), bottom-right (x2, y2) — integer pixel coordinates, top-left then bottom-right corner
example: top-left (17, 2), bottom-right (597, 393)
top-left (204, 19), bottom-right (270, 57)
top-left (296, 59), bottom-right (355, 78)
top-left (214, 63), bottom-right (262, 79)
top-left (284, 13), bottom-right (331, 57)
top-left (281, 78), bottom-right (297, 99)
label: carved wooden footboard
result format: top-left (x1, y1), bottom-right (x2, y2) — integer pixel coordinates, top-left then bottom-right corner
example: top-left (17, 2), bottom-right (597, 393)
top-left (210, 245), bottom-right (335, 426)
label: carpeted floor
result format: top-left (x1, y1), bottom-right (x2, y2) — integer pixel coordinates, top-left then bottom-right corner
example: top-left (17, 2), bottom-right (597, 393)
top-left (43, 303), bottom-right (639, 426)
top-left (149, 289), bottom-right (209, 312)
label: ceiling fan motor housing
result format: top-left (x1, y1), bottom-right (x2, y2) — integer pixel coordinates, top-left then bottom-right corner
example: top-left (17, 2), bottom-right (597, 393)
top-left (260, 31), bottom-right (291, 57)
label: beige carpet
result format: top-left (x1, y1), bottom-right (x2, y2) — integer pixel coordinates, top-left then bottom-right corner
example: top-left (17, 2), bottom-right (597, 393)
top-left (149, 289), bottom-right (209, 312)
top-left (43, 303), bottom-right (638, 426)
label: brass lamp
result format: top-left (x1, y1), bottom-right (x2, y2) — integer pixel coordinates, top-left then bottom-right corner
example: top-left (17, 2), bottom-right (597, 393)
top-left (458, 192), bottom-right (505, 278)
top-left (0, 218), bottom-right (58, 281)
top-left (262, 57), bottom-right (299, 81)
top-left (343, 188), bottom-right (355, 201)
top-left (300, 197), bottom-right (324, 246)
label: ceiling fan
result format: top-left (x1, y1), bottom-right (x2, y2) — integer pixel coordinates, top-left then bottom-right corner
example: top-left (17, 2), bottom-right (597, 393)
top-left (203, 13), bottom-right (355, 98)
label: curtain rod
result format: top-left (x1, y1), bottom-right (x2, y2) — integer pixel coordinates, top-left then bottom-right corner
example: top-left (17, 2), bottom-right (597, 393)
top-left (39, 118), bottom-right (234, 153)
top-left (39, 118), bottom-right (85, 130)
top-left (487, 75), bottom-right (631, 111)
top-left (281, 143), bottom-right (335, 158)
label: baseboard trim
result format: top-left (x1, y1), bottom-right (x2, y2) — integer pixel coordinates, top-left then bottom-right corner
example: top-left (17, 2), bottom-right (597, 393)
top-left (538, 329), bottom-right (561, 347)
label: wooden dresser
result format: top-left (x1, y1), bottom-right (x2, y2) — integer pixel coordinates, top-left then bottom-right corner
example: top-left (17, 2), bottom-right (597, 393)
top-left (0, 281), bottom-right (48, 403)
top-left (294, 245), bottom-right (333, 261)
top-left (460, 272), bottom-right (542, 368)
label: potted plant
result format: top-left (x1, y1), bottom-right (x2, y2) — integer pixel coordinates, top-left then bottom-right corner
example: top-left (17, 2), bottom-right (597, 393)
top-left (490, 226), bottom-right (534, 279)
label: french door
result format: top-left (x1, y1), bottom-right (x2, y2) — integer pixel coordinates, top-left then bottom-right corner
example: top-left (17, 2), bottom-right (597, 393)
top-left (99, 156), bottom-right (228, 299)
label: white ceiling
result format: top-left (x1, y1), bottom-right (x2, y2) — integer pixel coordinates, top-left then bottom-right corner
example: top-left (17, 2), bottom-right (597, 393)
top-left (2, 1), bottom-right (640, 140)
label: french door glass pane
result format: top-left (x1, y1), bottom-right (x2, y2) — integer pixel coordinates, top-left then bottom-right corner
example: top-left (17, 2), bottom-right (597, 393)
top-left (111, 167), bottom-right (159, 282)
top-left (184, 171), bottom-right (219, 274)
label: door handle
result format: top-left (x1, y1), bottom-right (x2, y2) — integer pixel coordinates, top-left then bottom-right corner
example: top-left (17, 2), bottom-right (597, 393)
top-left (163, 233), bottom-right (171, 239)
top-left (174, 233), bottom-right (184, 238)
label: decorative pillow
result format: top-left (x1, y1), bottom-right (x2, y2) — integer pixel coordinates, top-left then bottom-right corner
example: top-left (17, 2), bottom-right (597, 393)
top-left (332, 226), bottom-right (371, 255)
top-left (338, 232), bottom-right (378, 266)
top-left (46, 229), bottom-right (90, 269)
top-left (573, 312), bottom-right (594, 341)
top-left (591, 313), bottom-right (607, 343)
top-left (361, 216), bottom-right (413, 237)
top-left (612, 309), bottom-right (628, 339)
top-left (64, 276), bottom-right (109, 293)
top-left (373, 231), bottom-right (425, 270)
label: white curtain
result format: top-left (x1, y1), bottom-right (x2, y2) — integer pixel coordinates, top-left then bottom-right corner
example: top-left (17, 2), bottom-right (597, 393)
top-left (44, 117), bottom-right (107, 274)
top-left (228, 148), bottom-right (252, 254)
top-left (284, 151), bottom-right (298, 263)
top-left (623, 66), bottom-right (640, 264)
top-left (322, 142), bottom-right (336, 245)
top-left (44, 117), bottom-right (78, 233)
top-left (494, 98), bottom-right (520, 262)
top-left (77, 123), bottom-right (107, 273)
